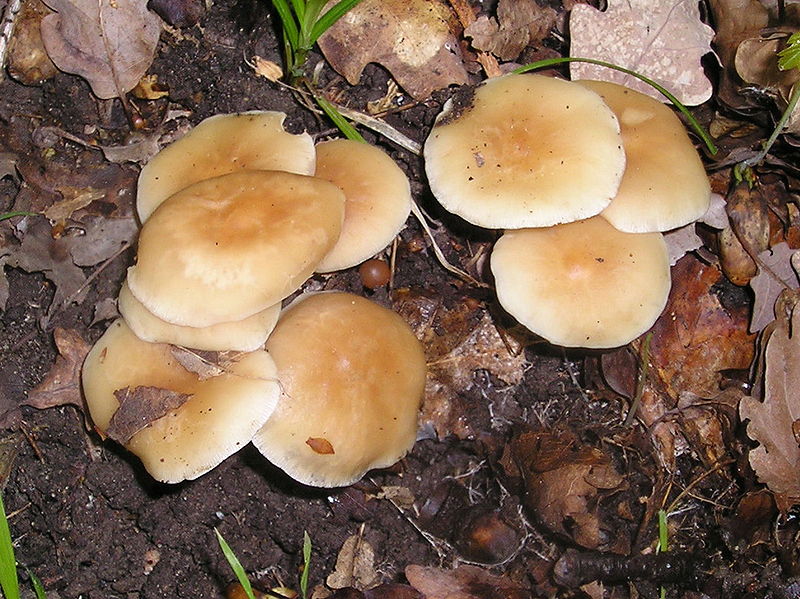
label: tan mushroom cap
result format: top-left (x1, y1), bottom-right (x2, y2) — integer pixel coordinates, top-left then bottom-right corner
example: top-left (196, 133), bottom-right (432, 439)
top-left (314, 139), bottom-right (412, 272)
top-left (491, 216), bottom-right (671, 349)
top-left (81, 319), bottom-right (280, 483)
top-left (424, 73), bottom-right (626, 229)
top-left (577, 80), bottom-right (711, 233)
top-left (252, 292), bottom-right (426, 487)
top-left (127, 170), bottom-right (345, 328)
top-left (118, 280), bottom-right (280, 352)
top-left (137, 111), bottom-right (316, 222)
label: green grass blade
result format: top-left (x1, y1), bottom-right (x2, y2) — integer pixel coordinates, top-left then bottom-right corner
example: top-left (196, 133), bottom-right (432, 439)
top-left (315, 95), bottom-right (366, 143)
top-left (27, 569), bottom-right (45, 599)
top-left (0, 494), bottom-right (19, 599)
top-left (657, 509), bottom-right (668, 553)
top-left (0, 212), bottom-right (35, 222)
top-left (271, 0), bottom-right (300, 50)
top-left (300, 531), bottom-right (311, 599)
top-left (289, 0), bottom-right (306, 22)
top-left (310, 0), bottom-right (364, 45)
top-left (214, 528), bottom-right (255, 599)
top-left (512, 57), bottom-right (718, 156)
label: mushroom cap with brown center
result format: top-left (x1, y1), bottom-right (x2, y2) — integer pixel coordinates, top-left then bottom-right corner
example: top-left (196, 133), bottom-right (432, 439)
top-left (81, 319), bottom-right (280, 483)
top-left (576, 80), bottom-right (711, 233)
top-left (490, 216), bottom-right (671, 349)
top-left (424, 74), bottom-right (626, 229)
top-left (252, 292), bottom-right (426, 487)
top-left (313, 139), bottom-right (412, 272)
top-left (127, 170), bottom-right (345, 328)
top-left (137, 111), bottom-right (316, 222)
top-left (118, 280), bottom-right (281, 352)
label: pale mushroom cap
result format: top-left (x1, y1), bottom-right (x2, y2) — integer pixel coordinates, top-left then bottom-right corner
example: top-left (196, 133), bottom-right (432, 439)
top-left (127, 170), bottom-right (345, 328)
top-left (253, 292), bottom-right (426, 487)
top-left (491, 216), bottom-right (671, 349)
top-left (314, 139), bottom-right (412, 272)
top-left (424, 74), bottom-right (626, 229)
top-left (577, 80), bottom-right (711, 233)
top-left (118, 280), bottom-right (280, 352)
top-left (82, 319), bottom-right (280, 483)
top-left (137, 111), bottom-right (316, 222)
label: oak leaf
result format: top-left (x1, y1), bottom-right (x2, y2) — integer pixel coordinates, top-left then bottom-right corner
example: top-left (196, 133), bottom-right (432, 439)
top-left (24, 328), bottom-right (90, 410)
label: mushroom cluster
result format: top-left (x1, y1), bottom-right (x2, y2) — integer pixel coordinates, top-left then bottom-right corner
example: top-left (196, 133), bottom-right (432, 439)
top-left (424, 74), bottom-right (711, 349)
top-left (82, 111), bottom-right (425, 486)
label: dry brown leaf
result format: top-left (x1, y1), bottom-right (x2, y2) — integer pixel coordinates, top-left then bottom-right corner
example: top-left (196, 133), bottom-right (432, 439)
top-left (569, 0), bottom-right (714, 105)
top-left (24, 328), bottom-right (90, 410)
top-left (464, 0), bottom-right (557, 61)
top-left (40, 0), bottom-right (162, 99)
top-left (740, 301), bottom-right (800, 505)
top-left (7, 0), bottom-right (59, 85)
top-left (169, 347), bottom-right (224, 380)
top-left (106, 386), bottom-right (192, 444)
top-left (749, 243), bottom-right (799, 333)
top-left (405, 564), bottom-right (530, 599)
top-left (317, 0), bottom-right (469, 100)
top-left (326, 534), bottom-right (381, 591)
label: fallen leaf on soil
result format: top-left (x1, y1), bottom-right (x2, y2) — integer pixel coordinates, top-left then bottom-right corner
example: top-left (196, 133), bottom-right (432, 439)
top-left (24, 328), bottom-right (90, 410)
top-left (91, 297), bottom-right (119, 326)
top-left (7, 0), bottom-right (59, 85)
top-left (106, 386), bottom-right (192, 444)
top-left (40, 0), bottom-right (162, 99)
top-left (373, 485), bottom-right (415, 509)
top-left (464, 0), bottom-right (557, 61)
top-left (569, 0), bottom-right (714, 105)
top-left (740, 298), bottom-right (800, 506)
top-left (317, 0), bottom-right (469, 99)
top-left (405, 564), bottom-right (530, 599)
top-left (326, 534), bottom-right (381, 591)
top-left (749, 243), bottom-right (799, 332)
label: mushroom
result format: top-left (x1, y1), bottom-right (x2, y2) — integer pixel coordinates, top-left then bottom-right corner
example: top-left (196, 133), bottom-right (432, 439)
top-left (126, 170), bottom-right (345, 328)
top-left (312, 139), bottom-right (412, 272)
top-left (490, 216), bottom-right (671, 349)
top-left (136, 111), bottom-right (316, 222)
top-left (81, 319), bottom-right (280, 483)
top-left (576, 80), bottom-right (711, 233)
top-left (424, 73), bottom-right (626, 229)
top-left (252, 292), bottom-right (426, 487)
top-left (118, 280), bottom-right (281, 352)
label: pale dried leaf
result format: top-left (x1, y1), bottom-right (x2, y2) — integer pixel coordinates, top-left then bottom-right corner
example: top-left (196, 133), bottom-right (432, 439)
top-left (405, 564), bottom-right (529, 599)
top-left (7, 0), bottom-right (59, 85)
top-left (740, 305), bottom-right (800, 502)
top-left (749, 243), bottom-right (799, 333)
top-left (318, 0), bottom-right (468, 99)
top-left (90, 296), bottom-right (119, 325)
top-left (374, 485), bottom-right (415, 509)
top-left (24, 328), bottom-right (90, 409)
top-left (66, 215), bottom-right (137, 267)
top-left (569, 0), bottom-right (714, 105)
top-left (107, 386), bottom-right (192, 444)
top-left (464, 0), bottom-right (557, 61)
top-left (43, 188), bottom-right (105, 223)
top-left (326, 535), bottom-right (381, 591)
top-left (40, 0), bottom-right (162, 99)
top-left (169, 347), bottom-right (224, 380)
top-left (664, 224), bottom-right (703, 266)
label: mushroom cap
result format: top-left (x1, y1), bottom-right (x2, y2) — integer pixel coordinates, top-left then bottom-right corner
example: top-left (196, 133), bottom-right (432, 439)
top-left (137, 111), bottom-right (316, 222)
top-left (127, 170), bottom-right (345, 328)
top-left (314, 139), bottom-right (412, 272)
top-left (424, 74), bottom-right (626, 229)
top-left (118, 280), bottom-right (280, 352)
top-left (490, 216), bottom-right (671, 349)
top-left (252, 292), bottom-right (426, 487)
top-left (81, 319), bottom-right (280, 483)
top-left (576, 80), bottom-right (711, 233)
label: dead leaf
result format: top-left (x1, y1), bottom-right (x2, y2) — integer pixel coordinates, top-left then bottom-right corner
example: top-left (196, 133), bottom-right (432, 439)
top-left (131, 74), bottom-right (169, 100)
top-left (169, 347), bottom-right (224, 380)
top-left (664, 224), bottom-right (704, 266)
top-left (749, 243), bottom-right (799, 332)
top-left (40, 0), bottom-right (162, 99)
top-left (740, 300), bottom-right (800, 505)
top-left (405, 564), bottom-right (530, 599)
top-left (326, 534), bottom-right (381, 591)
top-left (569, 0), bottom-right (714, 105)
top-left (7, 0), bottom-right (59, 85)
top-left (464, 0), bottom-right (557, 61)
top-left (106, 386), bottom-right (192, 444)
top-left (24, 328), bottom-right (90, 409)
top-left (91, 297), bottom-right (119, 325)
top-left (373, 485), bottom-right (415, 509)
top-left (317, 0), bottom-right (469, 99)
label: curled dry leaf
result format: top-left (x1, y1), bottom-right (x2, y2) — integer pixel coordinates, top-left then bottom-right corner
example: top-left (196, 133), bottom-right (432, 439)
top-left (317, 0), bottom-right (469, 99)
top-left (40, 0), bottom-right (162, 99)
top-left (7, 0), bottom-right (59, 85)
top-left (25, 328), bottom-right (90, 410)
top-left (106, 386), bottom-right (192, 444)
top-left (569, 0), bottom-right (714, 105)
top-left (326, 534), bottom-right (381, 591)
top-left (749, 243), bottom-right (800, 333)
top-left (740, 297), bottom-right (800, 506)
top-left (464, 0), bottom-right (557, 61)
top-left (405, 564), bottom-right (530, 599)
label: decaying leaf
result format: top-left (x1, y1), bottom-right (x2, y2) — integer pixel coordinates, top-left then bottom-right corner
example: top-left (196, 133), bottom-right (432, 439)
top-left (317, 0), bottom-right (469, 99)
top-left (740, 298), bottom-right (800, 505)
top-left (24, 328), bottom-right (90, 410)
top-left (40, 0), bottom-right (162, 99)
top-left (749, 243), bottom-right (800, 333)
top-left (405, 564), bottom-right (530, 599)
top-left (569, 0), bottom-right (714, 105)
top-left (106, 386), bottom-right (192, 444)
top-left (7, 0), bottom-right (59, 85)
top-left (326, 534), bottom-right (381, 591)
top-left (464, 0), bottom-right (557, 61)
top-left (169, 346), bottom-right (224, 380)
